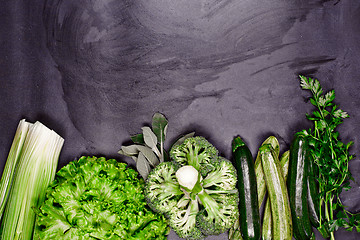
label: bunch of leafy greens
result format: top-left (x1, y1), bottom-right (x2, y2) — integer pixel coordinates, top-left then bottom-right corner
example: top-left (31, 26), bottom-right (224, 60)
top-left (33, 156), bottom-right (169, 240)
top-left (299, 76), bottom-right (359, 239)
top-left (119, 113), bottom-right (169, 179)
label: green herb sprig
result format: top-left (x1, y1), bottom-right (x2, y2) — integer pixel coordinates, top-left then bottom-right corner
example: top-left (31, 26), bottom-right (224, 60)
top-left (118, 112), bottom-right (195, 179)
top-left (118, 112), bottom-right (169, 179)
top-left (299, 75), bottom-right (359, 239)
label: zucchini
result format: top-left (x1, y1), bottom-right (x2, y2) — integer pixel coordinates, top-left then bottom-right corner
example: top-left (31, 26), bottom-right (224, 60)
top-left (228, 219), bottom-right (244, 240)
top-left (287, 133), bottom-right (313, 240)
top-left (260, 144), bottom-right (292, 240)
top-left (232, 136), bottom-right (261, 240)
top-left (262, 150), bottom-right (290, 240)
top-left (254, 136), bottom-right (280, 209)
top-left (307, 152), bottom-right (320, 228)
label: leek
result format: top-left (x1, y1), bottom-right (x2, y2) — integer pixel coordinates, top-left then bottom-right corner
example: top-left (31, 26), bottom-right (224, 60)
top-left (0, 119), bottom-right (31, 218)
top-left (0, 120), bottom-right (64, 240)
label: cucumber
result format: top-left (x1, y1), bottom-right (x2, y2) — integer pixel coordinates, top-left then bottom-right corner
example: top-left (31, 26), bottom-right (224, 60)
top-left (307, 152), bottom-right (320, 228)
top-left (262, 150), bottom-right (290, 240)
top-left (259, 144), bottom-right (292, 240)
top-left (287, 133), bottom-right (313, 240)
top-left (254, 136), bottom-right (280, 209)
top-left (232, 136), bottom-right (261, 240)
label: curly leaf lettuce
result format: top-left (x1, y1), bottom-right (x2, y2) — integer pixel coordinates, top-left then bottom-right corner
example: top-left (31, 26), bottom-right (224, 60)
top-left (33, 156), bottom-right (169, 240)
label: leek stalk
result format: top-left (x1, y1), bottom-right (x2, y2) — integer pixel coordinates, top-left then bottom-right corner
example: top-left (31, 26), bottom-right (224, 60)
top-left (0, 119), bottom-right (31, 218)
top-left (0, 120), bottom-right (64, 240)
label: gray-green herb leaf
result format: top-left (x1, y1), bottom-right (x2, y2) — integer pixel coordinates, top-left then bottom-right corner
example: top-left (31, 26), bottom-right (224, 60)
top-left (137, 152), bottom-right (151, 179)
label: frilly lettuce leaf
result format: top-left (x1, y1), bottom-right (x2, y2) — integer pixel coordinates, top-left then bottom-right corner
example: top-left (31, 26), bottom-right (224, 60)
top-left (34, 156), bottom-right (168, 240)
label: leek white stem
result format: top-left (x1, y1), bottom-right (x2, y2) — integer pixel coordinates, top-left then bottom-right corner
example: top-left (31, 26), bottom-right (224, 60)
top-left (0, 120), bottom-right (30, 218)
top-left (0, 120), bottom-right (64, 240)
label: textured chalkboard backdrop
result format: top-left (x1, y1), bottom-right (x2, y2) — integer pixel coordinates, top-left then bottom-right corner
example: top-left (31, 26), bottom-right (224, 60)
top-left (0, 0), bottom-right (359, 239)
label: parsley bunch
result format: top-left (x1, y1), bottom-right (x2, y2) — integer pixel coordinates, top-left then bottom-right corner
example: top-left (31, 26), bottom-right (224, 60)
top-left (299, 76), bottom-right (359, 239)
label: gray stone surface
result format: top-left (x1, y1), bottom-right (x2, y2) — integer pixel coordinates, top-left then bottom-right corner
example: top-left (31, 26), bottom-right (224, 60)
top-left (0, 0), bottom-right (359, 239)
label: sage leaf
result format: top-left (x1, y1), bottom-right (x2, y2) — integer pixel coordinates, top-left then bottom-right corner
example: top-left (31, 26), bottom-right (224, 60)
top-left (172, 132), bottom-right (195, 148)
top-left (142, 127), bottom-right (158, 149)
top-left (136, 152), bottom-right (151, 179)
top-left (119, 145), bottom-right (139, 156)
top-left (152, 112), bottom-right (168, 145)
top-left (136, 145), bottom-right (159, 167)
top-left (131, 134), bottom-right (144, 144)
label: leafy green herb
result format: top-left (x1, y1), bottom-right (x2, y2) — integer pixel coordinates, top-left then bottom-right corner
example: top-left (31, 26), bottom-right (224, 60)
top-left (119, 113), bottom-right (168, 179)
top-left (152, 112), bottom-right (169, 162)
top-left (299, 75), bottom-right (358, 239)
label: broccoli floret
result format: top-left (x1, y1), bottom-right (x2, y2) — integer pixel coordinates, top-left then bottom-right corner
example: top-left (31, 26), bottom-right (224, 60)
top-left (196, 193), bottom-right (239, 236)
top-left (169, 196), bottom-right (204, 240)
top-left (170, 136), bottom-right (218, 175)
top-left (202, 157), bottom-right (237, 191)
top-left (145, 136), bottom-right (238, 239)
top-left (144, 162), bottom-right (183, 213)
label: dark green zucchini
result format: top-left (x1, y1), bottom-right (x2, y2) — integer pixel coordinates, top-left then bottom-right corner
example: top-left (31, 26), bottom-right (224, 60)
top-left (287, 133), bottom-right (313, 240)
top-left (232, 136), bottom-right (261, 240)
top-left (307, 152), bottom-right (320, 228)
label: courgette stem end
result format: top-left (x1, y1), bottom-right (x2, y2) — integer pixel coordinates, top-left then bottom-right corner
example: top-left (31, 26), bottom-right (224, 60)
top-left (232, 136), bottom-right (245, 152)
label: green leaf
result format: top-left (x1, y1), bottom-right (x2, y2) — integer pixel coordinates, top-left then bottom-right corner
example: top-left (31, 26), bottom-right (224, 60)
top-left (130, 134), bottom-right (144, 144)
top-left (310, 98), bottom-right (317, 107)
top-left (151, 113), bottom-right (168, 145)
top-left (119, 145), bottom-right (139, 156)
top-left (136, 152), bottom-right (151, 179)
top-left (171, 132), bottom-right (195, 148)
top-left (136, 145), bottom-right (159, 167)
top-left (312, 79), bottom-right (323, 97)
top-left (119, 144), bottom-right (159, 167)
top-left (333, 109), bottom-right (349, 119)
top-left (336, 210), bottom-right (347, 219)
top-left (313, 111), bottom-right (321, 118)
top-left (142, 127), bottom-right (158, 150)
top-left (300, 75), bottom-right (312, 90)
top-left (318, 120), bottom-right (327, 130)
top-left (346, 141), bottom-right (354, 150)
top-left (324, 90), bottom-right (335, 104)
top-left (318, 96), bottom-right (326, 107)
top-left (151, 113), bottom-right (168, 162)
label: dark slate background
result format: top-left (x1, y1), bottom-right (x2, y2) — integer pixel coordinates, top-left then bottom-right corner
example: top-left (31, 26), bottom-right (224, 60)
top-left (1, 0), bottom-right (360, 239)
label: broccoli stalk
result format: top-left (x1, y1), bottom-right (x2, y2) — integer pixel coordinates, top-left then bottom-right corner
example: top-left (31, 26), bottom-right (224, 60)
top-left (170, 196), bottom-right (204, 239)
top-left (145, 136), bottom-right (239, 239)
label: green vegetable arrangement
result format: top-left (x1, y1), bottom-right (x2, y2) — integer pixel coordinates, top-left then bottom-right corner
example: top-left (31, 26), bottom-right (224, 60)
top-left (1, 75), bottom-right (359, 240)
top-left (33, 156), bottom-right (169, 240)
top-left (144, 136), bottom-right (239, 239)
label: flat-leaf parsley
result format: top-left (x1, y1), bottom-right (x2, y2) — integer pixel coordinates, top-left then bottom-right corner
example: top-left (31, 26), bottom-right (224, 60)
top-left (299, 75), bottom-right (359, 240)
